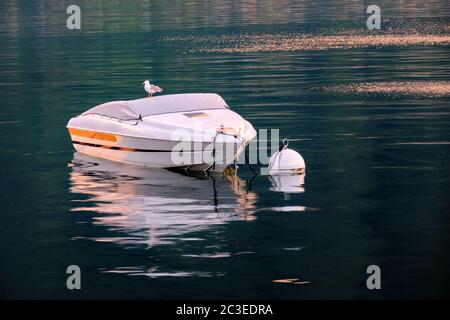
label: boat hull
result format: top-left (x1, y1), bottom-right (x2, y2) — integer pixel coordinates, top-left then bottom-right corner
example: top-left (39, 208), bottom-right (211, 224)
top-left (69, 128), bottom-right (254, 171)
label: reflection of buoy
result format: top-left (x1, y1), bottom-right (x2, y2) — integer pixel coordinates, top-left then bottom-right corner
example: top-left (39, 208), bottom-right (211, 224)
top-left (269, 173), bottom-right (305, 193)
top-left (268, 139), bottom-right (306, 175)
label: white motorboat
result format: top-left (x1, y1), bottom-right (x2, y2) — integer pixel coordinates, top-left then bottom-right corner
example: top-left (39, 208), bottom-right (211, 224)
top-left (67, 93), bottom-right (256, 171)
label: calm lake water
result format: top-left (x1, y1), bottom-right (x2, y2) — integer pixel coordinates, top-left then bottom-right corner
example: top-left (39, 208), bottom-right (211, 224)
top-left (1, 0), bottom-right (449, 299)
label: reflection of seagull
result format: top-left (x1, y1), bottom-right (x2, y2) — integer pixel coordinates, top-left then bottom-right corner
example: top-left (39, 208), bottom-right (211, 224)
top-left (143, 80), bottom-right (163, 97)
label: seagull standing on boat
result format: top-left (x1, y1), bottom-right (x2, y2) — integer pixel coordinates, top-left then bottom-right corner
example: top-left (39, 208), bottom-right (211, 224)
top-left (143, 80), bottom-right (163, 97)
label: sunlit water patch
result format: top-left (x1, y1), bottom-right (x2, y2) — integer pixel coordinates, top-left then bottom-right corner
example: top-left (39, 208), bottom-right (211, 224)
top-left (194, 34), bottom-right (450, 53)
top-left (163, 19), bottom-right (450, 53)
top-left (322, 81), bottom-right (450, 98)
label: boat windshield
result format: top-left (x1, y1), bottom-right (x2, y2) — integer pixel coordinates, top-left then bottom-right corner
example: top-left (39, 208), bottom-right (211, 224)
top-left (82, 93), bottom-right (229, 121)
top-left (82, 101), bottom-right (139, 121)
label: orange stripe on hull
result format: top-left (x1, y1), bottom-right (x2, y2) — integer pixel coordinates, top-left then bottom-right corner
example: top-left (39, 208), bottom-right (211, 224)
top-left (68, 128), bottom-right (117, 142)
top-left (72, 141), bottom-right (171, 152)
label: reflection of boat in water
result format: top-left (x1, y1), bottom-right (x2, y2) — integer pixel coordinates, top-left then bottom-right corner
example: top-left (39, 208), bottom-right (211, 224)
top-left (68, 152), bottom-right (257, 247)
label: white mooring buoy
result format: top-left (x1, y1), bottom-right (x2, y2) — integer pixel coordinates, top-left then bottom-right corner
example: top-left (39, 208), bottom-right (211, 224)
top-left (268, 138), bottom-right (306, 175)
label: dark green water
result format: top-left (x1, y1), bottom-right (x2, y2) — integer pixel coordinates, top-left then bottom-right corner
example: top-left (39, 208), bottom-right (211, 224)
top-left (1, 1), bottom-right (449, 299)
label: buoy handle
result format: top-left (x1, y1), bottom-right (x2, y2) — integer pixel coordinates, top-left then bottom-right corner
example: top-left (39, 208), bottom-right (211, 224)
top-left (278, 138), bottom-right (289, 152)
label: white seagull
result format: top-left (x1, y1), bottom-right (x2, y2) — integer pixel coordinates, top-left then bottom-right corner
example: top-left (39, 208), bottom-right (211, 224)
top-left (143, 80), bottom-right (163, 97)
